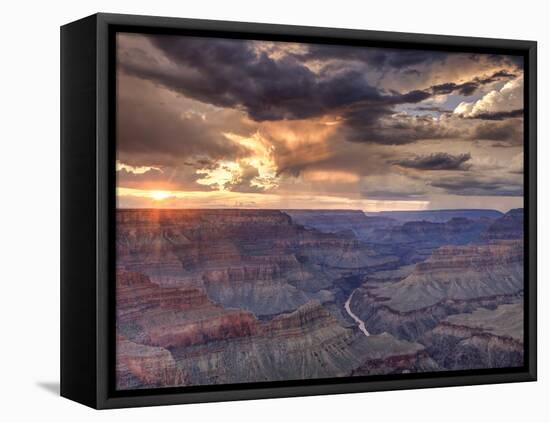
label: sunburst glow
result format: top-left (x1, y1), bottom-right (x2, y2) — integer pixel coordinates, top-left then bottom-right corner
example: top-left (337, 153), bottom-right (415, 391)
top-left (149, 190), bottom-right (172, 201)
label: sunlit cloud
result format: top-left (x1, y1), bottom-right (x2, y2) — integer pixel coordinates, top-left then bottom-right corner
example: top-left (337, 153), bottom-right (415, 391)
top-left (454, 76), bottom-right (523, 118)
top-left (192, 131), bottom-right (279, 193)
top-left (115, 34), bottom-right (524, 211)
top-left (196, 160), bottom-right (241, 191)
top-left (302, 170), bottom-right (360, 183)
top-left (116, 160), bottom-right (161, 175)
top-left (223, 132), bottom-right (279, 190)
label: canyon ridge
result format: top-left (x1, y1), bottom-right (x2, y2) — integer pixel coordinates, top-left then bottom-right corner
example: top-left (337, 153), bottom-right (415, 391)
top-left (115, 208), bottom-right (524, 389)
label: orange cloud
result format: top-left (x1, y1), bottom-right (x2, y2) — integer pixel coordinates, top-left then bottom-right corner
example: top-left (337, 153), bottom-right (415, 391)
top-left (302, 170), bottom-right (360, 183)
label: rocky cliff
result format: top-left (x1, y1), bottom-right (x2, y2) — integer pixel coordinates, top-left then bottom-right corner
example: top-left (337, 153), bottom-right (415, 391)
top-left (116, 335), bottom-right (188, 390)
top-left (351, 240), bottom-right (524, 341)
top-left (286, 209), bottom-right (398, 241)
top-left (116, 207), bottom-right (524, 389)
top-left (364, 217), bottom-right (493, 248)
top-left (117, 268), bottom-right (431, 387)
top-left (482, 208), bottom-right (524, 241)
top-left (168, 300), bottom-right (436, 385)
top-left (117, 209), bottom-right (396, 317)
top-left (421, 302), bottom-right (524, 370)
top-left (117, 271), bottom-right (260, 348)
top-left (351, 332), bottom-right (439, 376)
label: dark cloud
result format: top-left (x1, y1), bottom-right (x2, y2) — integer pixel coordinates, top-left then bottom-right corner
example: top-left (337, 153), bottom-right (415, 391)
top-left (120, 36), bottom-right (334, 121)
top-left (497, 54), bottom-right (523, 66)
top-left (392, 152), bottom-right (472, 171)
top-left (120, 35), bottom-right (440, 123)
top-left (339, 69), bottom-right (520, 145)
top-left (476, 69), bottom-right (517, 84)
top-left (343, 111), bottom-right (523, 146)
top-left (273, 137), bottom-right (391, 178)
top-left (430, 69), bottom-right (516, 97)
top-left (415, 105), bottom-right (453, 114)
top-left (116, 34), bottom-right (524, 207)
top-left (431, 81), bottom-right (478, 96)
top-left (471, 119), bottom-right (523, 142)
top-left (430, 176), bottom-right (523, 196)
top-left (490, 141), bottom-right (518, 148)
top-left (403, 68), bottom-right (421, 76)
top-left (120, 36), bottom-right (523, 149)
top-left (466, 109), bottom-right (523, 121)
top-left (293, 44), bottom-right (449, 70)
top-left (341, 112), bottom-right (454, 145)
top-left (116, 76), bottom-right (252, 167)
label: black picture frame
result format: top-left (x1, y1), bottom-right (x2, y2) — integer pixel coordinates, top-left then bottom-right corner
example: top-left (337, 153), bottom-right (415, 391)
top-left (60, 12), bottom-right (537, 409)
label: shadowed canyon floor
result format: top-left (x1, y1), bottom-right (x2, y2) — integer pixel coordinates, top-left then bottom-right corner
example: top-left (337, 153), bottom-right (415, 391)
top-left (116, 208), bottom-right (524, 389)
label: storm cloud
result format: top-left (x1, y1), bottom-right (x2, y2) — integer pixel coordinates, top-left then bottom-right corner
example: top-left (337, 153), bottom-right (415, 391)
top-left (430, 69), bottom-right (516, 96)
top-left (430, 176), bottom-right (523, 197)
top-left (115, 33), bottom-right (525, 210)
top-left (116, 75), bottom-right (253, 167)
top-left (118, 34), bottom-right (523, 148)
top-left (466, 109), bottom-right (523, 121)
top-left (393, 152), bottom-right (472, 171)
top-left (119, 35), bottom-right (440, 123)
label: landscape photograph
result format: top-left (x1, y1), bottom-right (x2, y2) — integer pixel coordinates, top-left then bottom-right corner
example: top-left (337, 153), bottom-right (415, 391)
top-left (115, 32), bottom-right (525, 390)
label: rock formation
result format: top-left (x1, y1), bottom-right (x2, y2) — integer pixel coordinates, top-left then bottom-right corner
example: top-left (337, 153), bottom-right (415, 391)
top-left (351, 240), bottom-right (523, 341)
top-left (422, 302), bottom-right (524, 370)
top-left (116, 335), bottom-right (187, 390)
top-left (482, 208), bottom-right (524, 241)
top-left (364, 209), bottom-right (503, 223)
top-left (115, 208), bottom-right (524, 389)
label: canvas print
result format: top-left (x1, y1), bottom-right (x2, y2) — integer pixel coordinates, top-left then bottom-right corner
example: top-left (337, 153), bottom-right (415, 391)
top-left (115, 32), bottom-right (525, 390)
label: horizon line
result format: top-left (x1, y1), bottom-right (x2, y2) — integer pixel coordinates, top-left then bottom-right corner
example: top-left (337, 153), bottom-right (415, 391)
top-left (115, 207), bottom-right (521, 213)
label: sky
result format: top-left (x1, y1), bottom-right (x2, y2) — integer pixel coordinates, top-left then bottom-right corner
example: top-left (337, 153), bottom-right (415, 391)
top-left (116, 33), bottom-right (524, 212)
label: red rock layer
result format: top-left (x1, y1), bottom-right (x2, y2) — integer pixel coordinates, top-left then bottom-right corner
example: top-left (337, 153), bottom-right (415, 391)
top-left (415, 240), bottom-right (523, 273)
top-left (117, 271), bottom-right (261, 348)
top-left (116, 335), bottom-right (187, 389)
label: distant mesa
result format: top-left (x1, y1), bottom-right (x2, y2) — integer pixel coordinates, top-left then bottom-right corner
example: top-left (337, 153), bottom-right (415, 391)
top-left (482, 208), bottom-right (524, 241)
top-left (364, 208), bottom-right (503, 223)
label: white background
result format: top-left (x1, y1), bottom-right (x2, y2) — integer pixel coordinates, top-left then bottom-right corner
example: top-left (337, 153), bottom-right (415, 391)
top-left (1, 0), bottom-right (546, 421)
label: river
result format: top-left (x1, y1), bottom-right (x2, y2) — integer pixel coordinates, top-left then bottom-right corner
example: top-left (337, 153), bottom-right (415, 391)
top-left (344, 290), bottom-right (370, 337)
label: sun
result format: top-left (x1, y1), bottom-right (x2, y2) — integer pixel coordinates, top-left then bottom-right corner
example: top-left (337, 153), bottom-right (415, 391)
top-left (149, 190), bottom-right (172, 201)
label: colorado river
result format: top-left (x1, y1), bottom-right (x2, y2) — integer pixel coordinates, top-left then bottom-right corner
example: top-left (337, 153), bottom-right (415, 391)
top-left (344, 290), bottom-right (370, 337)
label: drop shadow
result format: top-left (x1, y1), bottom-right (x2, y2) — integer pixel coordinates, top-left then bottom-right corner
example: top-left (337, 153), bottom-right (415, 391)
top-left (36, 381), bottom-right (60, 396)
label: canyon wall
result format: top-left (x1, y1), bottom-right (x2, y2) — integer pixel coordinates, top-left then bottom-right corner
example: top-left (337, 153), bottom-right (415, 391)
top-left (116, 208), bottom-right (524, 389)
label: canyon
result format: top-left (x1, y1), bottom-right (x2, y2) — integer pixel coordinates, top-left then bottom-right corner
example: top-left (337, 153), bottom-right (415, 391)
top-left (116, 207), bottom-right (524, 389)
